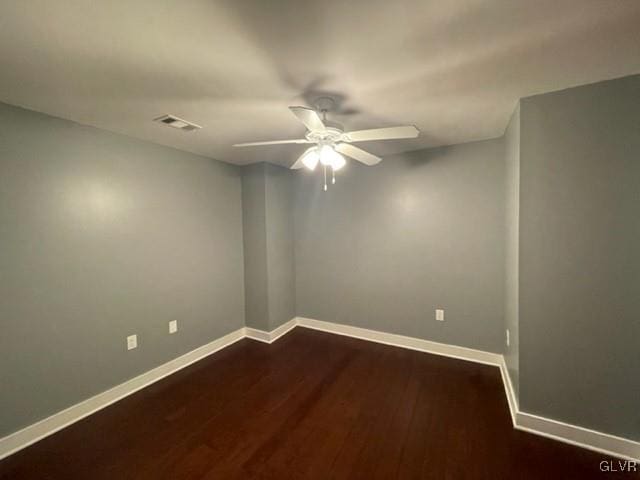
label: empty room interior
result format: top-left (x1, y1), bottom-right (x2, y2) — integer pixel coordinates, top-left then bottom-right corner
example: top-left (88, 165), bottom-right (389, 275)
top-left (1, 1), bottom-right (639, 479)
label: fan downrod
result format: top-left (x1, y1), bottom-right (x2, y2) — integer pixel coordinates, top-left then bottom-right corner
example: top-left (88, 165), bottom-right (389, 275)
top-left (314, 96), bottom-right (336, 114)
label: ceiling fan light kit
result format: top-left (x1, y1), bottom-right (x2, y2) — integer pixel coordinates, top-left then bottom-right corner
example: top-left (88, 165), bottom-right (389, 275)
top-left (298, 145), bottom-right (345, 171)
top-left (233, 100), bottom-right (419, 191)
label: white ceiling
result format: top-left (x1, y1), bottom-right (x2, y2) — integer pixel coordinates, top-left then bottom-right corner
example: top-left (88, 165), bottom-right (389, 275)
top-left (1, 1), bottom-right (639, 166)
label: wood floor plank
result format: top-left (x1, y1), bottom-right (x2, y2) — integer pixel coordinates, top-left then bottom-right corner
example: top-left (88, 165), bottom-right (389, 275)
top-left (0, 328), bottom-right (636, 480)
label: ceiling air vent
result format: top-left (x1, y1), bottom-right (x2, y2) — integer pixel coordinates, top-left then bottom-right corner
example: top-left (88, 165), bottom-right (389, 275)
top-left (154, 114), bottom-right (202, 132)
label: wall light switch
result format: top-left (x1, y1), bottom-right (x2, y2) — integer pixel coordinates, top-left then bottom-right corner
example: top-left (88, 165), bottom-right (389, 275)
top-left (506, 329), bottom-right (510, 347)
top-left (435, 309), bottom-right (445, 321)
top-left (127, 334), bottom-right (138, 350)
top-left (169, 320), bottom-right (178, 334)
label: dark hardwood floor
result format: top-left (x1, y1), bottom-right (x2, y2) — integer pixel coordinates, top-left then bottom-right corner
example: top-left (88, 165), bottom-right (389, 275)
top-left (0, 328), bottom-right (636, 479)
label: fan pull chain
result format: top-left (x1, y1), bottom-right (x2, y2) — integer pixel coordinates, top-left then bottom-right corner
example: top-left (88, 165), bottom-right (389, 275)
top-left (323, 164), bottom-right (327, 191)
top-left (332, 167), bottom-right (336, 184)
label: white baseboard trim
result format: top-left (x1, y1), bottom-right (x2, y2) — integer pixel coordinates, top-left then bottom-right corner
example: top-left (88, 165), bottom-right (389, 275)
top-left (498, 356), bottom-right (519, 426)
top-left (0, 327), bottom-right (246, 461)
top-left (515, 409), bottom-right (639, 462)
top-left (295, 316), bottom-right (503, 366)
top-left (497, 359), bottom-right (639, 461)
top-left (3, 317), bottom-right (638, 462)
top-left (244, 327), bottom-right (271, 343)
top-left (245, 318), bottom-right (297, 344)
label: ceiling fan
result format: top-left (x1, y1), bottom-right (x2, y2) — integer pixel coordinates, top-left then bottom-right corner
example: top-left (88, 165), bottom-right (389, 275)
top-left (233, 98), bottom-right (419, 190)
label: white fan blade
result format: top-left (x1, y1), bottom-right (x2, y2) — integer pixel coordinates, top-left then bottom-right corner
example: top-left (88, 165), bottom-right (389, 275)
top-left (233, 139), bottom-right (309, 147)
top-left (289, 106), bottom-right (326, 132)
top-left (335, 143), bottom-right (382, 166)
top-left (343, 125), bottom-right (419, 142)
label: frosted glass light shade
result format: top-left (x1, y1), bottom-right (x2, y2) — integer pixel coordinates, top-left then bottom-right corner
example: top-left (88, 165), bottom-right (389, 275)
top-left (301, 147), bottom-right (320, 170)
top-left (319, 145), bottom-right (346, 170)
top-left (331, 153), bottom-right (346, 170)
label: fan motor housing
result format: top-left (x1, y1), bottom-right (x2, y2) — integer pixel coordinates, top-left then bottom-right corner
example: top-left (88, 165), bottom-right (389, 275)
top-left (305, 122), bottom-right (344, 144)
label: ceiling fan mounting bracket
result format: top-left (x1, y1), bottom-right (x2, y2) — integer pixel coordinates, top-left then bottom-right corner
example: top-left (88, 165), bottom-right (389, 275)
top-left (314, 96), bottom-right (336, 114)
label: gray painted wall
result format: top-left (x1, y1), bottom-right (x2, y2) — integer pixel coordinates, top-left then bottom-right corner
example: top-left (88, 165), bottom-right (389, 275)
top-left (293, 140), bottom-right (506, 353)
top-left (241, 163), bottom-right (269, 331)
top-left (518, 74), bottom-right (640, 440)
top-left (241, 163), bottom-right (295, 331)
top-left (0, 102), bottom-right (245, 437)
top-left (264, 163), bottom-right (296, 331)
top-left (504, 105), bottom-right (520, 400)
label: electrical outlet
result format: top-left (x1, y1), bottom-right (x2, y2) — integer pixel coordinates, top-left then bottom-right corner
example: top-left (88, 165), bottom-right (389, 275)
top-left (435, 309), bottom-right (445, 321)
top-left (506, 329), bottom-right (510, 347)
top-left (127, 334), bottom-right (137, 350)
top-left (169, 320), bottom-right (178, 334)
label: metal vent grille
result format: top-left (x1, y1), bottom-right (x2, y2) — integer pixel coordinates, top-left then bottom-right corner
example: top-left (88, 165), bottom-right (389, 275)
top-left (154, 115), bottom-right (202, 131)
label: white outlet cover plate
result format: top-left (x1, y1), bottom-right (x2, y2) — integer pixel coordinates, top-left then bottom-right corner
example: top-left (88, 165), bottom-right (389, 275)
top-left (436, 309), bottom-right (445, 321)
top-left (169, 320), bottom-right (178, 334)
top-left (127, 334), bottom-right (137, 350)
